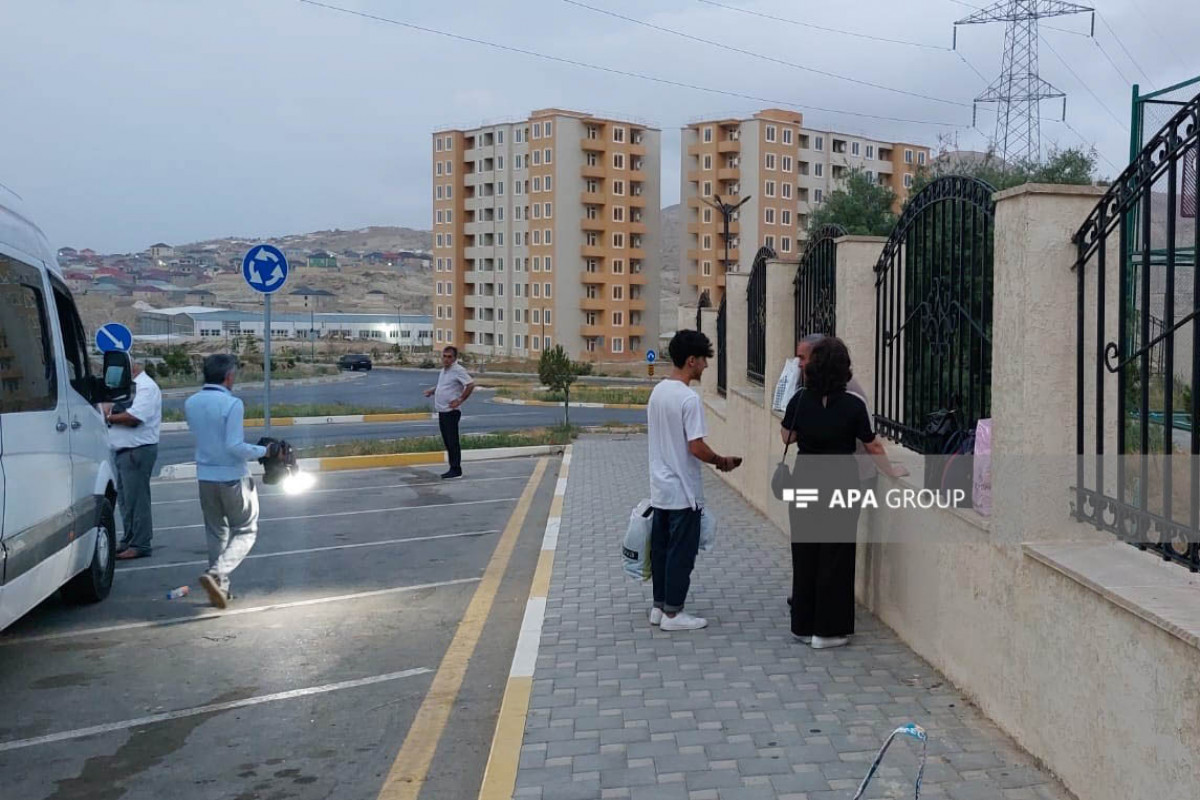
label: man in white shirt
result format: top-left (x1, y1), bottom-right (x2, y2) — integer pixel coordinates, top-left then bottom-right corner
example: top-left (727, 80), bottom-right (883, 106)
top-left (424, 346), bottom-right (475, 479)
top-left (646, 330), bottom-right (742, 631)
top-left (105, 361), bottom-right (162, 559)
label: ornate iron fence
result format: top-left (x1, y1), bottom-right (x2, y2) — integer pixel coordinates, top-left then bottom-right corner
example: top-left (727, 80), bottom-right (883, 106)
top-left (716, 295), bottom-right (727, 396)
top-left (874, 176), bottom-right (996, 453)
top-left (746, 245), bottom-right (775, 385)
top-left (795, 224), bottom-right (845, 343)
top-left (1073, 89), bottom-right (1200, 571)
top-left (696, 289), bottom-right (711, 332)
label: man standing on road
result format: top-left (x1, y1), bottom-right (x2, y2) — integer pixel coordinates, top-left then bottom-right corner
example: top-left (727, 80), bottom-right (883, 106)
top-left (105, 361), bottom-right (162, 560)
top-left (424, 345), bottom-right (475, 480)
top-left (185, 354), bottom-right (279, 608)
top-left (647, 330), bottom-right (742, 632)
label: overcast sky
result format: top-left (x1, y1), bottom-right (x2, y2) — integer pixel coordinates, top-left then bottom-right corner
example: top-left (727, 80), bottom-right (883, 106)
top-left (0, 0), bottom-right (1189, 253)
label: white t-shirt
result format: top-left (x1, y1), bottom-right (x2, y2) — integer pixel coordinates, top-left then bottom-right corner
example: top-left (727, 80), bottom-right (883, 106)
top-left (434, 361), bottom-right (474, 413)
top-left (109, 371), bottom-right (162, 449)
top-left (647, 379), bottom-right (708, 510)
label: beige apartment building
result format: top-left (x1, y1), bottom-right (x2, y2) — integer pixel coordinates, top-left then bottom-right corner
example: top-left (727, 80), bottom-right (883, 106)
top-left (681, 108), bottom-right (930, 305)
top-left (431, 109), bottom-right (662, 362)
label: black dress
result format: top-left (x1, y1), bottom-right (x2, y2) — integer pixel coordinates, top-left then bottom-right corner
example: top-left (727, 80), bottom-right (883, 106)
top-left (780, 388), bottom-right (876, 638)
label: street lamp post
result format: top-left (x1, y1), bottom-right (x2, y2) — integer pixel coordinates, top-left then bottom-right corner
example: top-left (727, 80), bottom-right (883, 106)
top-left (701, 193), bottom-right (752, 288)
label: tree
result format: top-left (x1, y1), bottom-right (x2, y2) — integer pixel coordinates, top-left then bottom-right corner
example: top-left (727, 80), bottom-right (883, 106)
top-left (807, 168), bottom-right (898, 236)
top-left (907, 145), bottom-right (1098, 204)
top-left (538, 344), bottom-right (579, 425)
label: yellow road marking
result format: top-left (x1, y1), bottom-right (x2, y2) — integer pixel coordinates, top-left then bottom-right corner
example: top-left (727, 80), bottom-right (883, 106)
top-left (320, 453), bottom-right (445, 472)
top-left (377, 457), bottom-right (549, 800)
top-left (528, 550), bottom-right (554, 598)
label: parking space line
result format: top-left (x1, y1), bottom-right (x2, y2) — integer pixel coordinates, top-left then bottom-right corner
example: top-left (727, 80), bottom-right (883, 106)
top-left (0, 577), bottom-right (482, 647)
top-left (0, 667), bottom-right (432, 754)
top-left (151, 475), bottom-right (530, 506)
top-left (156, 497), bottom-right (520, 532)
top-left (115, 529), bottom-right (502, 573)
top-left (377, 457), bottom-right (549, 800)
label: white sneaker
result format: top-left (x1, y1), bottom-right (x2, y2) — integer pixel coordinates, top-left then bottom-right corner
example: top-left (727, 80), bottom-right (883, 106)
top-left (793, 634), bottom-right (812, 644)
top-left (659, 612), bottom-right (708, 631)
top-left (810, 635), bottom-right (849, 649)
top-left (649, 608), bottom-right (663, 626)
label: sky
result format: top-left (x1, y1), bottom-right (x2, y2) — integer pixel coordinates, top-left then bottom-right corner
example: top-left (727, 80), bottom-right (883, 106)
top-left (0, 0), bottom-right (1191, 254)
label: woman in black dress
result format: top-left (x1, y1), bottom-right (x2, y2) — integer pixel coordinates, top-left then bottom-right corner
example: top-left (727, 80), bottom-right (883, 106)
top-left (780, 337), bottom-right (906, 649)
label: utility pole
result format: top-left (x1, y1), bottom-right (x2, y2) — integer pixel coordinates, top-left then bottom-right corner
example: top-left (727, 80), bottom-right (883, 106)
top-left (701, 193), bottom-right (751, 301)
top-left (955, 0), bottom-right (1094, 162)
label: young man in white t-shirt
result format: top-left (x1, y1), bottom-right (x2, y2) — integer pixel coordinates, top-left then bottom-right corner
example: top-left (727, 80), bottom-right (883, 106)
top-left (646, 330), bottom-right (742, 631)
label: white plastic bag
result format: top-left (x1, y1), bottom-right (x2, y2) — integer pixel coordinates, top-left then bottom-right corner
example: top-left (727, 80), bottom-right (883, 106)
top-left (622, 499), bottom-right (654, 582)
top-left (699, 508), bottom-right (718, 553)
top-left (772, 358), bottom-right (801, 412)
top-left (972, 419), bottom-right (992, 517)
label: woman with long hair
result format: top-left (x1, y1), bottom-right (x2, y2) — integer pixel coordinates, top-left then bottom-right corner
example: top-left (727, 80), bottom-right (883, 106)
top-left (780, 336), bottom-right (906, 649)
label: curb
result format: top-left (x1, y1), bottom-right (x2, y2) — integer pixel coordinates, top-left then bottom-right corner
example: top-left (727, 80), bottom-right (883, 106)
top-left (477, 445), bottom-right (571, 800)
top-left (152, 444), bottom-right (566, 482)
top-left (160, 411), bottom-right (433, 432)
top-left (159, 370), bottom-right (367, 398)
top-left (493, 396), bottom-right (646, 410)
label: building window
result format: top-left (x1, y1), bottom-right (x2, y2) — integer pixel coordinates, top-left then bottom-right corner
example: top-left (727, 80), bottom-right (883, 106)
top-left (815, 136), bottom-right (824, 151)
top-left (436, 233), bottom-right (444, 247)
top-left (612, 259), bottom-right (625, 274)
top-left (533, 257), bottom-right (541, 272)
top-left (781, 209), bottom-right (791, 226)
top-left (497, 333), bottom-right (504, 347)
top-left (533, 230), bottom-right (542, 245)
top-left (496, 207), bottom-right (504, 221)
top-left (532, 309), bottom-right (541, 324)
top-left (446, 186), bottom-right (453, 198)
top-left (703, 154), bottom-right (712, 170)
top-left (781, 237), bottom-right (792, 253)
top-left (612, 285), bottom-right (624, 300)
top-left (544, 282), bottom-right (551, 298)
top-left (904, 173), bottom-right (914, 188)
top-left (613, 126), bottom-right (625, 143)
top-left (765, 153), bottom-right (776, 171)
top-left (436, 162), bottom-right (443, 176)
top-left (544, 229), bottom-right (551, 244)
top-left (867, 145), bottom-right (876, 159)
top-left (435, 137), bottom-right (443, 152)
top-left (446, 210), bottom-right (453, 223)
top-left (436, 186), bottom-right (444, 200)
top-left (612, 206), bottom-right (625, 222)
top-left (613, 153), bottom-right (625, 170)
top-left (612, 337), bottom-right (624, 353)
top-left (783, 128), bottom-right (793, 145)
top-left (497, 181), bottom-right (504, 195)
top-left (613, 232), bottom-right (625, 248)
top-left (814, 163), bottom-right (823, 177)
top-left (437, 329), bottom-right (444, 342)
top-left (764, 236), bottom-right (775, 249)
top-left (515, 128), bottom-right (524, 143)
top-left (532, 283), bottom-right (540, 298)
top-left (701, 260), bottom-right (712, 276)
top-left (703, 126), bottom-right (713, 143)
top-left (919, 151), bottom-right (927, 166)
top-left (702, 234), bottom-right (712, 250)
top-left (703, 208), bottom-right (712, 223)
top-left (545, 310), bottom-right (552, 325)
top-left (782, 183), bottom-right (792, 199)
top-left (532, 150), bottom-right (541, 166)
top-left (532, 122), bottom-right (542, 139)
top-left (814, 188), bottom-right (824, 203)
top-left (496, 232), bottom-right (504, 246)
top-left (544, 148), bottom-right (552, 164)
top-left (445, 161), bottom-right (453, 175)
top-left (765, 180), bottom-right (776, 197)
top-left (544, 121), bottom-right (552, 137)
top-left (613, 311), bottom-right (624, 327)
top-left (782, 155), bottom-right (792, 172)
top-left (905, 149), bottom-right (914, 164)
top-left (533, 204), bottom-right (542, 219)
top-left (532, 177), bottom-right (542, 193)
top-left (765, 125), bottom-right (777, 142)
top-left (496, 130), bottom-right (504, 144)
top-left (445, 138), bottom-right (453, 151)
top-left (515, 154), bottom-right (523, 169)
top-left (436, 258), bottom-right (444, 271)
top-left (515, 334), bottom-right (523, 349)
top-left (436, 282), bottom-right (443, 295)
top-left (436, 210), bottom-right (444, 224)
top-left (543, 202), bottom-right (551, 218)
top-left (702, 181), bottom-right (712, 196)
top-left (544, 176), bottom-right (552, 191)
top-left (852, 142), bottom-right (860, 156)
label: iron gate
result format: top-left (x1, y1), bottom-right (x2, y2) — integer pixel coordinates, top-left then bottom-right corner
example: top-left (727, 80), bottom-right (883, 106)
top-left (1073, 89), bottom-right (1200, 571)
top-left (794, 224), bottom-right (845, 343)
top-left (746, 245), bottom-right (775, 385)
top-left (716, 295), bottom-right (727, 396)
top-left (874, 176), bottom-right (996, 453)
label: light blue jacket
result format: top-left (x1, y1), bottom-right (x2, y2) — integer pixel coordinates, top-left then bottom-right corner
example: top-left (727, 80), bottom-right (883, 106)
top-left (184, 385), bottom-right (268, 482)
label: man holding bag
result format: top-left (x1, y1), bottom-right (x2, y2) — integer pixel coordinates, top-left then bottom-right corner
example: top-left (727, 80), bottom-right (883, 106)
top-left (646, 330), bottom-right (741, 632)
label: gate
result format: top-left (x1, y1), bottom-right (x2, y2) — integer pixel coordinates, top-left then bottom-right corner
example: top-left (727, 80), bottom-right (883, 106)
top-left (1074, 89), bottom-right (1200, 571)
top-left (794, 224), bottom-right (845, 342)
top-left (746, 245), bottom-right (775, 385)
top-left (716, 295), bottom-right (727, 396)
top-left (874, 176), bottom-right (996, 453)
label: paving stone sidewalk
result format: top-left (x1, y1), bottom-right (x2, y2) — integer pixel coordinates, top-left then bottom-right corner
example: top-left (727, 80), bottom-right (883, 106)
top-left (512, 436), bottom-right (1073, 800)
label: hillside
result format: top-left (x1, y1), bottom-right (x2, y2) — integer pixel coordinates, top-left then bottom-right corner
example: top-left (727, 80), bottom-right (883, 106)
top-left (659, 203), bottom-right (681, 330)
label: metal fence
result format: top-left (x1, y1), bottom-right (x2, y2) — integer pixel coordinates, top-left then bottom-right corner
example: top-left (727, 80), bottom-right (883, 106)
top-left (716, 295), bottom-right (727, 396)
top-left (695, 289), bottom-right (711, 332)
top-left (746, 245), bottom-right (775, 385)
top-left (794, 224), bottom-right (845, 342)
top-left (1074, 89), bottom-right (1200, 572)
top-left (874, 176), bottom-right (996, 453)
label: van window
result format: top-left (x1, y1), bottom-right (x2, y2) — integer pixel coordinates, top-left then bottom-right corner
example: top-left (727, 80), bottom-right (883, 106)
top-left (0, 254), bottom-right (57, 412)
top-left (52, 280), bottom-right (91, 396)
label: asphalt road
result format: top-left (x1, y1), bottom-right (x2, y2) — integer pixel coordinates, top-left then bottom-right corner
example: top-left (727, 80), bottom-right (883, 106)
top-left (0, 456), bottom-right (557, 800)
top-left (156, 368), bottom-right (646, 468)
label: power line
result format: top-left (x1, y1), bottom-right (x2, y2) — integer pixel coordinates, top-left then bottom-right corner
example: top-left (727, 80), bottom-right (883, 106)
top-left (694, 0), bottom-right (948, 50)
top-left (1040, 33), bottom-right (1125, 127)
top-left (1092, 37), bottom-right (1132, 86)
top-left (1096, 11), bottom-right (1152, 86)
top-left (560, 0), bottom-right (971, 108)
top-left (948, 0), bottom-right (1089, 36)
top-left (956, 50), bottom-right (990, 83)
top-left (296, 0), bottom-right (965, 127)
top-left (1059, 118), bottom-right (1120, 172)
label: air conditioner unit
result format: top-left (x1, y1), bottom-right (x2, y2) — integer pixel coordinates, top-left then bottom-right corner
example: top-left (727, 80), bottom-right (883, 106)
top-left (730, 131), bottom-right (740, 141)
top-left (730, 158), bottom-right (740, 167)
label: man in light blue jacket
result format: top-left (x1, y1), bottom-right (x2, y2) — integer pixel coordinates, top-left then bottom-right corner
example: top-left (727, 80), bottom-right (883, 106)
top-left (185, 354), bottom-right (278, 608)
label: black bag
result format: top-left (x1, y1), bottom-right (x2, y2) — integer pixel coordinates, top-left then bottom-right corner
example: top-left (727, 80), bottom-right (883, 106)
top-left (772, 388), bottom-right (804, 500)
top-left (938, 430), bottom-right (975, 508)
top-left (922, 408), bottom-right (959, 491)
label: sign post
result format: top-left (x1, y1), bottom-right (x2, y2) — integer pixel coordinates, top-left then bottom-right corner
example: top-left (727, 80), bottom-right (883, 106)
top-left (242, 244), bottom-right (289, 433)
top-left (646, 348), bottom-right (656, 378)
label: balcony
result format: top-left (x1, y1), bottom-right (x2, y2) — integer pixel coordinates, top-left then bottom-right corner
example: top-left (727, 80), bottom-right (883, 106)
top-left (717, 138), bottom-right (741, 153)
top-left (628, 298), bottom-right (647, 311)
top-left (579, 323), bottom-right (606, 337)
top-left (686, 170), bottom-right (705, 184)
top-left (463, 221), bottom-right (495, 236)
top-left (581, 218), bottom-right (605, 233)
top-left (717, 167), bottom-right (740, 181)
top-left (581, 244), bottom-right (608, 258)
top-left (581, 164), bottom-right (607, 179)
top-left (686, 143), bottom-right (704, 157)
top-left (627, 325), bottom-right (646, 337)
top-left (626, 193), bottom-right (647, 208)
top-left (627, 271), bottom-right (648, 285)
top-left (580, 296), bottom-right (607, 311)
top-left (580, 191), bottom-right (607, 205)
top-left (629, 221), bottom-right (647, 235)
top-left (580, 137), bottom-right (606, 152)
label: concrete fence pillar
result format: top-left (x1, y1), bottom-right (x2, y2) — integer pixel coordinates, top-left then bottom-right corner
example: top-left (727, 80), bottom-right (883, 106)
top-left (834, 236), bottom-right (886, 408)
top-left (699, 306), bottom-right (720, 395)
top-left (765, 259), bottom-right (799, 408)
top-left (726, 273), bottom-right (750, 396)
top-left (990, 183), bottom-right (1109, 545)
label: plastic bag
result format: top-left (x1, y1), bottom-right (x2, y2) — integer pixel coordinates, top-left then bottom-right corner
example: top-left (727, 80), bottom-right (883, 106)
top-left (699, 508), bottom-right (717, 553)
top-left (772, 358), bottom-right (801, 412)
top-left (972, 418), bottom-right (992, 517)
top-left (852, 723), bottom-right (928, 800)
top-left (622, 500), bottom-right (654, 582)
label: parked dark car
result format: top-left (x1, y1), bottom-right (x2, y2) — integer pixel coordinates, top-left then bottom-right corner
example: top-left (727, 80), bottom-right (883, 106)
top-left (338, 353), bottom-right (373, 371)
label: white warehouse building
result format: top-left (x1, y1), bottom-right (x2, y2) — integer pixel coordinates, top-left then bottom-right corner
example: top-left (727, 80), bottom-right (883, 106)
top-left (136, 306), bottom-right (434, 346)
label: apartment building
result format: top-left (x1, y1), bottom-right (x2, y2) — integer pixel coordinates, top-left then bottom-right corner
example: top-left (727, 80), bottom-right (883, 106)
top-left (681, 108), bottom-right (930, 305)
top-left (431, 109), bottom-right (662, 362)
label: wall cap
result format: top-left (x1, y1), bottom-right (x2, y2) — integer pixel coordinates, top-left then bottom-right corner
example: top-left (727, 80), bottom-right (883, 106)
top-left (835, 235), bottom-right (889, 244)
top-left (992, 182), bottom-right (1108, 202)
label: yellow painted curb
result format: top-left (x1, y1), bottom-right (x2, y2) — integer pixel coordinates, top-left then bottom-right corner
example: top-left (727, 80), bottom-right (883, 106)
top-left (363, 412), bottom-right (431, 422)
top-left (318, 452), bottom-right (445, 472)
top-left (243, 417), bottom-right (294, 427)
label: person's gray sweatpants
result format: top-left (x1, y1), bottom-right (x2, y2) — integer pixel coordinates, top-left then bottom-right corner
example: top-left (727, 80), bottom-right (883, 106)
top-left (115, 444), bottom-right (158, 554)
top-left (198, 477), bottom-right (260, 591)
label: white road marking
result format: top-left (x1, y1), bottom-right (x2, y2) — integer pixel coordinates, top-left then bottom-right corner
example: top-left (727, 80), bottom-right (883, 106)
top-left (156, 496), bottom-right (519, 532)
top-left (0, 667), bottom-right (432, 753)
top-left (151, 475), bottom-right (529, 506)
top-left (0, 577), bottom-right (482, 646)
top-left (509, 597), bottom-right (546, 678)
top-left (116, 529), bottom-right (501, 573)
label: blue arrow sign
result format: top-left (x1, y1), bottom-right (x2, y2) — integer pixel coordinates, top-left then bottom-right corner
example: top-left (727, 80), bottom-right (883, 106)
top-left (646, 349), bottom-right (656, 363)
top-left (95, 322), bottom-right (133, 353)
top-left (242, 244), bottom-right (289, 294)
